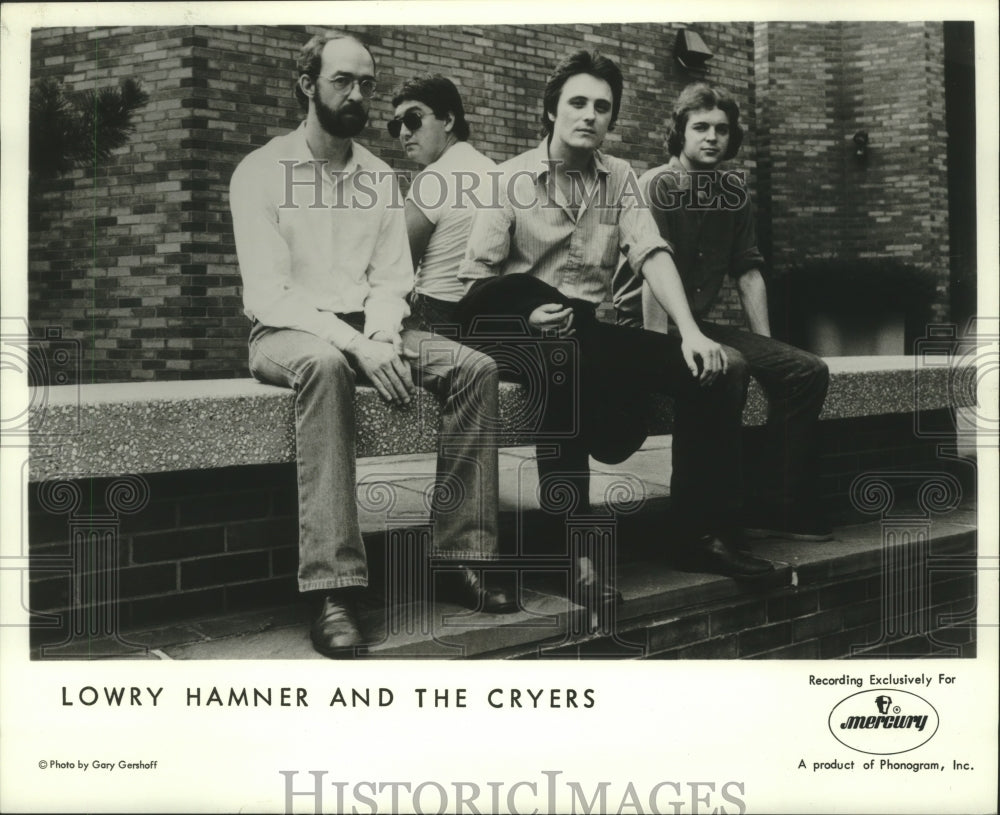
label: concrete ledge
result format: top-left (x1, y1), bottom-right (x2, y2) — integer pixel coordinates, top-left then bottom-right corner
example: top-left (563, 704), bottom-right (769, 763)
top-left (28, 355), bottom-right (975, 481)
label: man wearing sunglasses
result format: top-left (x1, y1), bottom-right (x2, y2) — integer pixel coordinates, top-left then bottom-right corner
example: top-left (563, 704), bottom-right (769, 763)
top-left (458, 51), bottom-right (778, 597)
top-left (230, 33), bottom-right (517, 659)
top-left (388, 75), bottom-right (497, 332)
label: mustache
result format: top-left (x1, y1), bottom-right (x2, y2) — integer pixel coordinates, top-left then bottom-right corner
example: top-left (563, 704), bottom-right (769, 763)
top-left (339, 101), bottom-right (366, 117)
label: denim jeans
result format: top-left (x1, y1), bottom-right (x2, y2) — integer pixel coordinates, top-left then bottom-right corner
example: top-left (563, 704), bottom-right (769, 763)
top-left (248, 322), bottom-right (500, 593)
top-left (697, 321), bottom-right (829, 510)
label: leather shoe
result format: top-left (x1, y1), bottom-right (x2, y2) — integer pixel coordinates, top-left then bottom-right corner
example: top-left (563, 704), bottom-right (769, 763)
top-left (689, 534), bottom-right (776, 580)
top-left (437, 566), bottom-right (519, 614)
top-left (310, 592), bottom-right (368, 658)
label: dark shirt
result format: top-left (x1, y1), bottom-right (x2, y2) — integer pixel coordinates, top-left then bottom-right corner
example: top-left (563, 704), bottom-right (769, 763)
top-left (613, 155), bottom-right (764, 323)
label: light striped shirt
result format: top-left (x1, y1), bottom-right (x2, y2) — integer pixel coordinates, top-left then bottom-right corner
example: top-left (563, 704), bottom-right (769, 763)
top-left (459, 140), bottom-right (669, 304)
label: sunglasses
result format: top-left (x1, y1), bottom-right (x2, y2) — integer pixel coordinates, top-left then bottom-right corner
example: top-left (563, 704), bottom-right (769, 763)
top-left (387, 110), bottom-right (426, 139)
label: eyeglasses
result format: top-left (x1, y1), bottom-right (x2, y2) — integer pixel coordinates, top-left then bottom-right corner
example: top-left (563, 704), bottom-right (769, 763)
top-left (387, 110), bottom-right (425, 139)
top-left (316, 73), bottom-right (377, 98)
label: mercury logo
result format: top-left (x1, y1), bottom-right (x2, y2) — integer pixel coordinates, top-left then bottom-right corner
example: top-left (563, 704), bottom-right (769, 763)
top-left (829, 690), bottom-right (939, 755)
top-left (840, 694), bottom-right (927, 732)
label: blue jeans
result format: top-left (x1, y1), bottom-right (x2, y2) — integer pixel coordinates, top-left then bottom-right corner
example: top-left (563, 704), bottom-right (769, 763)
top-left (698, 321), bottom-right (830, 509)
top-left (248, 322), bottom-right (500, 593)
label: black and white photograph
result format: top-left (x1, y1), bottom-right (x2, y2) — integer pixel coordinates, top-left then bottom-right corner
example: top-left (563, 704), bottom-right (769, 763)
top-left (1, 1), bottom-right (997, 813)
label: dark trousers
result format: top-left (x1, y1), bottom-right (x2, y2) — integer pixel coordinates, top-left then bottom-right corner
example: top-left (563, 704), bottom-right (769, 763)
top-left (458, 275), bottom-right (750, 540)
top-left (536, 317), bottom-right (749, 539)
top-left (698, 322), bottom-right (829, 510)
top-left (405, 291), bottom-right (459, 334)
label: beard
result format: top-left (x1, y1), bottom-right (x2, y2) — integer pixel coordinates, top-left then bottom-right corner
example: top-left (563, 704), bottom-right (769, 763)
top-left (315, 96), bottom-right (368, 138)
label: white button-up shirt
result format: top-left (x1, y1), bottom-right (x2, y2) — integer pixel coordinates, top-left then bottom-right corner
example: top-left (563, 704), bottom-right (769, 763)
top-left (230, 124), bottom-right (412, 349)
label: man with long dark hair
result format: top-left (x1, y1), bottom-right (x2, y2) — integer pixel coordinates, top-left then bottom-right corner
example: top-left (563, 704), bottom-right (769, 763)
top-left (613, 83), bottom-right (831, 541)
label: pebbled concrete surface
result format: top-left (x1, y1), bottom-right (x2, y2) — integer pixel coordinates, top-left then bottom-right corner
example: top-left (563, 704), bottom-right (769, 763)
top-left (28, 356), bottom-right (974, 480)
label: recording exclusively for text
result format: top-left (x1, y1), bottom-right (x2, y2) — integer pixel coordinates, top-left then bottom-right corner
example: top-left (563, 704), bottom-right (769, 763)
top-left (807, 672), bottom-right (956, 688)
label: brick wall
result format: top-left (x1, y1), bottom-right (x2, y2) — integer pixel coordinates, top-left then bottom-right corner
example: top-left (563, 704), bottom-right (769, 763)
top-left (29, 28), bottom-right (224, 381)
top-left (544, 550), bottom-right (977, 659)
top-left (755, 22), bottom-right (951, 323)
top-left (28, 22), bottom-right (956, 382)
top-left (29, 465), bottom-right (299, 629)
top-left (28, 23), bottom-right (757, 383)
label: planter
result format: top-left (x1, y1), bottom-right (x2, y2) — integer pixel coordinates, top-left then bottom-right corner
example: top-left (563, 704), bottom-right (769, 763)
top-left (806, 311), bottom-right (905, 356)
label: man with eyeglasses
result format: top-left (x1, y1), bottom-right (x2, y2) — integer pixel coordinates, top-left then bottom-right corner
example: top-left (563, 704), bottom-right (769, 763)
top-left (229, 33), bottom-right (518, 659)
top-left (457, 52), bottom-right (778, 599)
top-left (388, 74), bottom-right (497, 332)
top-left (612, 82), bottom-right (832, 542)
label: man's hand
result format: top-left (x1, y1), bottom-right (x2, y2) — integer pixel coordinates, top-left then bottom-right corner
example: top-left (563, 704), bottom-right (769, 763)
top-left (681, 332), bottom-right (728, 386)
top-left (344, 331), bottom-right (416, 405)
top-left (528, 303), bottom-right (575, 336)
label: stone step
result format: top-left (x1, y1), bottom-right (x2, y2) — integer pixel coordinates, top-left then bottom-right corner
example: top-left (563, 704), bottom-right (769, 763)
top-left (355, 440), bottom-right (672, 536)
top-left (31, 498), bottom-right (977, 660)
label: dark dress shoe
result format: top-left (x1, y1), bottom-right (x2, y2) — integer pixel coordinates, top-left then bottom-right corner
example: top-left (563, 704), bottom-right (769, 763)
top-left (310, 593), bottom-right (368, 658)
top-left (437, 566), bottom-right (519, 614)
top-left (690, 535), bottom-right (776, 579)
